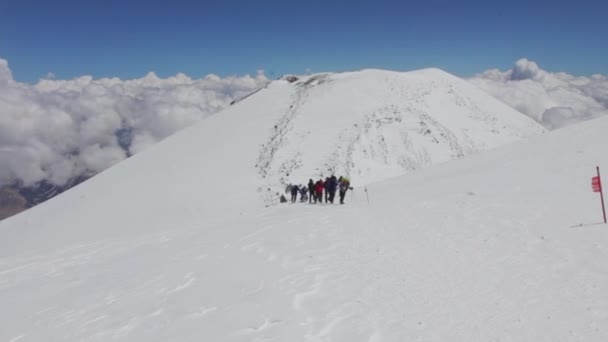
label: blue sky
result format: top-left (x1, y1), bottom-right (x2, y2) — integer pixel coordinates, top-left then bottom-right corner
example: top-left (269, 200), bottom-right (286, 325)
top-left (1, 0), bottom-right (606, 83)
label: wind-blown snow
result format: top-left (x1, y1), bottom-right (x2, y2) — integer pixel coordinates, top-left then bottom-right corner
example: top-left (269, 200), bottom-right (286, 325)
top-left (4, 69), bottom-right (604, 341)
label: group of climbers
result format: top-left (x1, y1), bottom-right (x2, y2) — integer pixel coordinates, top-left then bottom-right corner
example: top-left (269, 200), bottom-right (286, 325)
top-left (284, 175), bottom-right (351, 205)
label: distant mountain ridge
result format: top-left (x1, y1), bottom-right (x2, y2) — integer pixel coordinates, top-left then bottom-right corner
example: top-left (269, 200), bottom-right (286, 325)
top-left (0, 177), bottom-right (88, 220)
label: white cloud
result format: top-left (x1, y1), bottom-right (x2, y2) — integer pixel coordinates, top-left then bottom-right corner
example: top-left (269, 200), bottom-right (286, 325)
top-left (0, 59), bottom-right (12, 85)
top-left (510, 58), bottom-right (543, 81)
top-left (0, 58), bottom-right (269, 187)
top-left (469, 58), bottom-right (608, 130)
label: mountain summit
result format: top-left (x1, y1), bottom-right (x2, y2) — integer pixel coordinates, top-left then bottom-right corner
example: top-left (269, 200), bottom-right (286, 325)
top-left (250, 68), bottom-right (544, 196)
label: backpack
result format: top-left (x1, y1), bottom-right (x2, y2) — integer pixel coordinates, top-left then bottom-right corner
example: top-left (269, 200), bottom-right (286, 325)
top-left (340, 178), bottom-right (350, 191)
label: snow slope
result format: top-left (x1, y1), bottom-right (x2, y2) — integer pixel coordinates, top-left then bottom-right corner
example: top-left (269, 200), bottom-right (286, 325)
top-left (254, 69), bottom-right (545, 189)
top-left (1, 110), bottom-right (606, 342)
top-left (5, 68), bottom-right (602, 341)
top-left (0, 68), bottom-right (544, 254)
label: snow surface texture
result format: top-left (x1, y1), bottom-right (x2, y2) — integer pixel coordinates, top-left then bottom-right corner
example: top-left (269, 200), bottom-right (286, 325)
top-left (0, 58), bottom-right (269, 188)
top-left (1, 112), bottom-right (607, 342)
top-left (470, 58), bottom-right (608, 130)
top-left (4, 68), bottom-right (595, 341)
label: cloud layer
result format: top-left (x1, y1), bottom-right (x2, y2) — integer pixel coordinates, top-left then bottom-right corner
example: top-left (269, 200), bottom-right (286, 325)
top-left (0, 58), bottom-right (268, 187)
top-left (3, 57), bottom-right (606, 189)
top-left (469, 58), bottom-right (608, 130)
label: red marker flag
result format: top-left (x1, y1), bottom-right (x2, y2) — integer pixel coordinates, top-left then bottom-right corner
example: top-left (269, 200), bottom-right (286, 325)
top-left (592, 176), bottom-right (602, 193)
top-left (592, 167), bottom-right (606, 224)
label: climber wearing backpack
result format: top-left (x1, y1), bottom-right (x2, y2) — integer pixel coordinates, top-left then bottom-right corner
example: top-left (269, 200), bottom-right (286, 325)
top-left (324, 177), bottom-right (331, 203)
top-left (328, 175), bottom-right (338, 203)
top-left (300, 185), bottom-right (308, 202)
top-left (315, 179), bottom-right (324, 204)
top-left (308, 179), bottom-right (315, 203)
top-left (338, 176), bottom-right (350, 204)
top-left (290, 184), bottom-right (300, 203)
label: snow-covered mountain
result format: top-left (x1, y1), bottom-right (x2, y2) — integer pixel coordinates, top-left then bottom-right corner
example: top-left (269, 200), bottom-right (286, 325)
top-left (252, 69), bottom-right (544, 196)
top-left (3, 68), bottom-right (595, 341)
top-left (0, 68), bottom-right (544, 233)
top-left (1, 112), bottom-right (606, 342)
top-left (0, 68), bottom-right (544, 221)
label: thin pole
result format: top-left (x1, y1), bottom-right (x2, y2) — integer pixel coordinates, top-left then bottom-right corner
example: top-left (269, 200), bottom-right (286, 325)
top-left (598, 166), bottom-right (607, 224)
